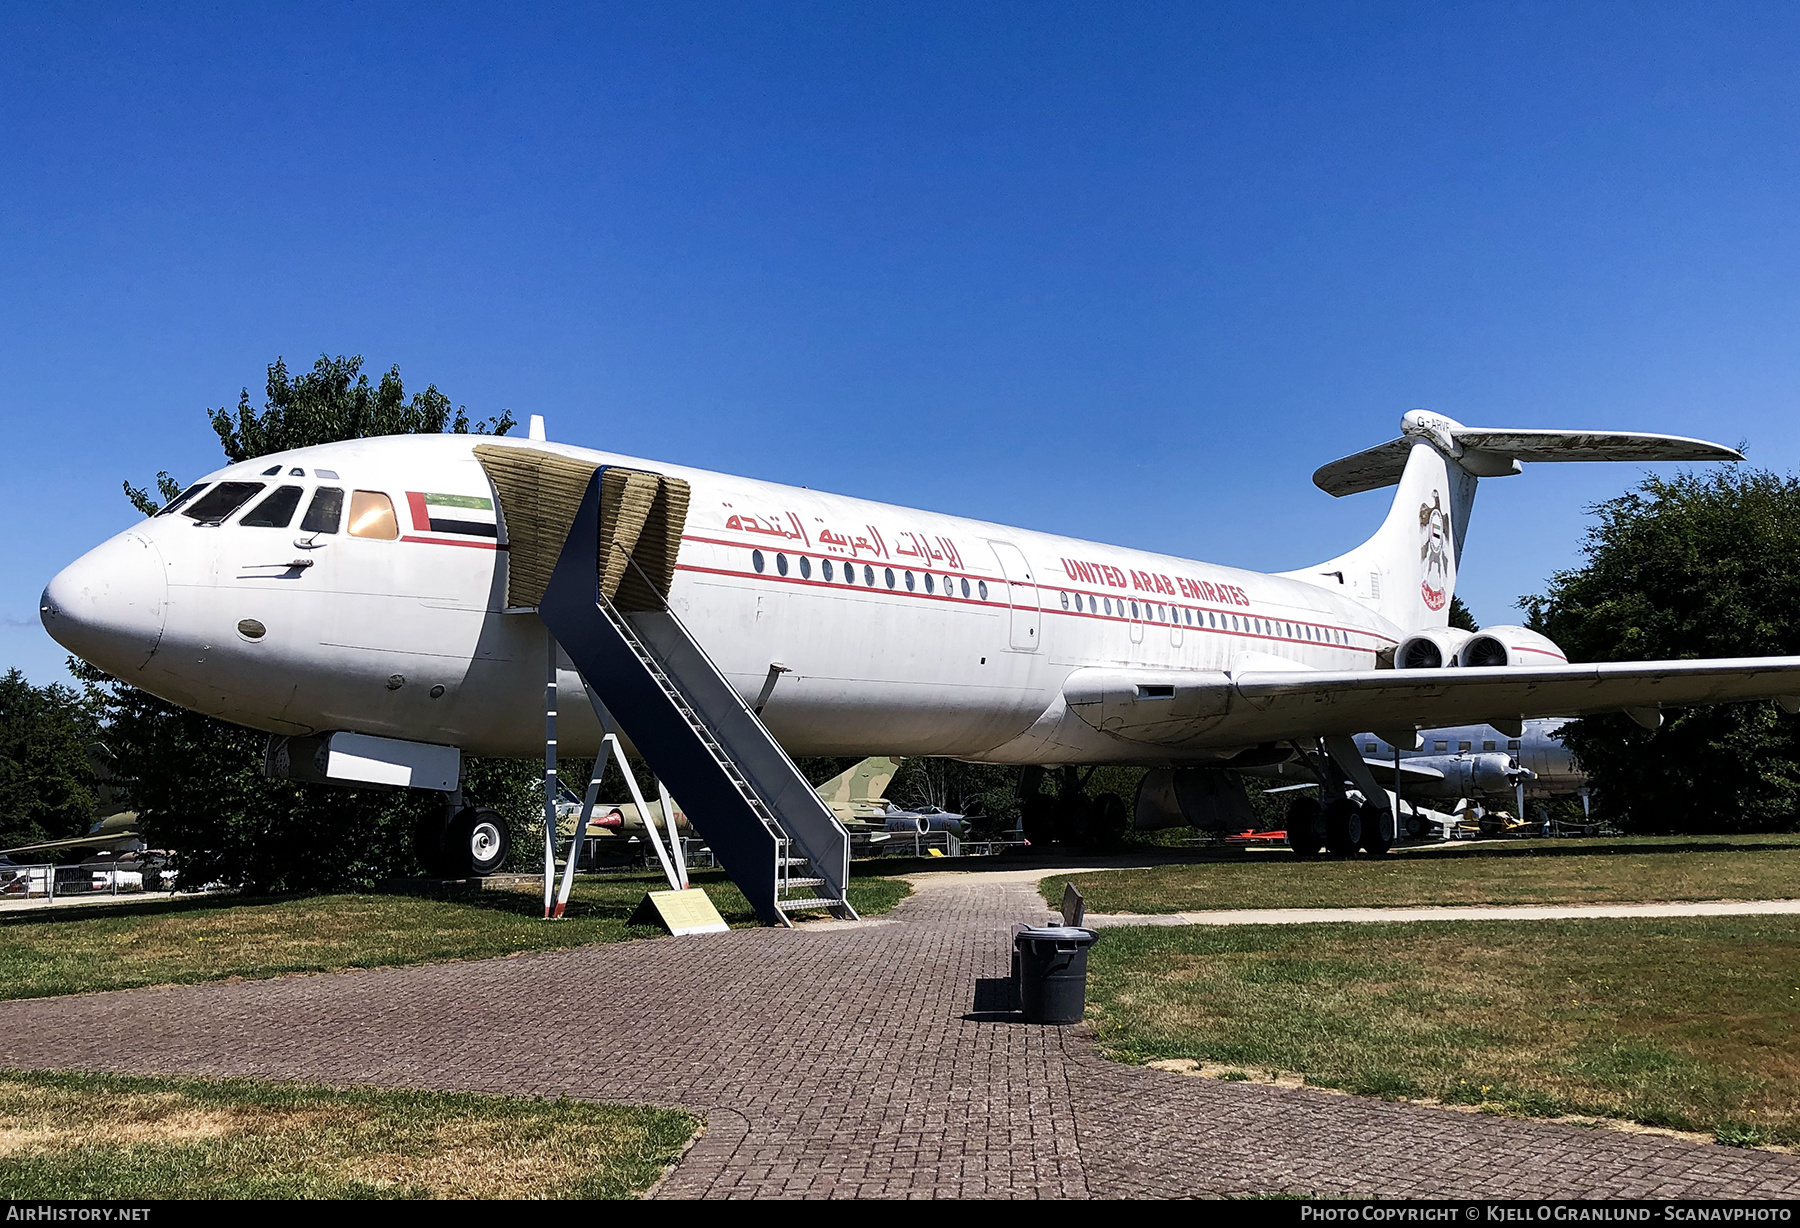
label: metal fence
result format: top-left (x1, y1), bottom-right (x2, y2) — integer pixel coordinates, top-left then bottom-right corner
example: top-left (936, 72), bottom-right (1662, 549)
top-left (0, 862), bottom-right (152, 902)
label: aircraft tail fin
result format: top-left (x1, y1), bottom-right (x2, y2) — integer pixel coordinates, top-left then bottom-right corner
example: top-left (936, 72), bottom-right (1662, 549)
top-left (1287, 411), bottom-right (1740, 631)
top-left (815, 756), bottom-right (905, 822)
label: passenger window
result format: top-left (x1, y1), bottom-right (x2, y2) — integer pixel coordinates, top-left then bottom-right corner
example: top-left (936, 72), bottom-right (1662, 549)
top-left (905, 570), bottom-right (915, 590)
top-left (240, 485), bottom-right (304, 528)
top-left (1434, 741), bottom-right (1449, 752)
top-left (1482, 740), bottom-right (1496, 751)
top-left (183, 482), bottom-right (264, 525)
top-left (776, 553), bottom-right (788, 576)
top-left (799, 556), bottom-right (811, 579)
top-left (1459, 741), bottom-right (1472, 752)
top-left (978, 580), bottom-right (988, 601)
top-left (884, 567), bottom-right (896, 589)
top-left (1507, 739), bottom-right (1521, 751)
top-left (924, 573), bottom-right (934, 594)
top-left (348, 491), bottom-right (399, 540)
top-left (154, 483), bottom-right (210, 517)
top-left (822, 559), bottom-right (834, 582)
top-left (1364, 743), bottom-right (1377, 754)
top-left (300, 487), bottom-right (344, 534)
top-left (864, 564), bottom-right (875, 586)
top-left (753, 550), bottom-right (765, 573)
top-left (961, 578), bottom-right (970, 598)
top-left (1060, 592), bottom-right (1069, 610)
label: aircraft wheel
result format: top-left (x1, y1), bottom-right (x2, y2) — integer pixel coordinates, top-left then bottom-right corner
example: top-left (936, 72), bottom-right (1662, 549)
top-left (1021, 794), bottom-right (1057, 844)
top-left (415, 811), bottom-right (456, 878)
top-left (448, 806), bottom-right (511, 877)
top-left (1322, 799), bottom-right (1362, 857)
top-left (1090, 792), bottom-right (1129, 849)
top-left (1053, 792), bottom-right (1092, 845)
top-left (1284, 797), bottom-right (1325, 858)
top-left (1359, 802), bottom-right (1393, 855)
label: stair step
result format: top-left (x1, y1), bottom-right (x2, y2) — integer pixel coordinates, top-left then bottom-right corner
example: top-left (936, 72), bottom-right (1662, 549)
top-left (781, 877), bottom-right (826, 889)
top-left (776, 897), bottom-right (843, 912)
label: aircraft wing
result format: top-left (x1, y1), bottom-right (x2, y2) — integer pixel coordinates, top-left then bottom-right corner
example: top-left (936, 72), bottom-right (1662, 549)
top-left (1363, 757), bottom-right (1446, 781)
top-left (1063, 658), bottom-right (1800, 749)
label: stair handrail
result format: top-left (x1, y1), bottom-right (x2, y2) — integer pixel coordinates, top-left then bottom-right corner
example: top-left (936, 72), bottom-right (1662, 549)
top-left (607, 542), bottom-right (854, 904)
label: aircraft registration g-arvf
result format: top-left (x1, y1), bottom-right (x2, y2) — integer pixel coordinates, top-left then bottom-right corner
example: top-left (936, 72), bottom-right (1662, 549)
top-left (40, 409), bottom-right (1800, 874)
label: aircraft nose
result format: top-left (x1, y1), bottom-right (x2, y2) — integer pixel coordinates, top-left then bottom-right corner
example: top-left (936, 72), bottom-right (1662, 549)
top-left (40, 532), bottom-right (169, 673)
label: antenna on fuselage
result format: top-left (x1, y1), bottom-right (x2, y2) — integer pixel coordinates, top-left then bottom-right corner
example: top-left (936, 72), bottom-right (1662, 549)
top-left (529, 414), bottom-right (547, 441)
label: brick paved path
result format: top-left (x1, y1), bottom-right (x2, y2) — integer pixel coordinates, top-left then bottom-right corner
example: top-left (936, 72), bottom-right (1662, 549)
top-left (3, 877), bottom-right (1799, 1198)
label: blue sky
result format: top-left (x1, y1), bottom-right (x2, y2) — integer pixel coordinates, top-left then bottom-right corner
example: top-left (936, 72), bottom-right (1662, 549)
top-left (5, 2), bottom-right (1799, 683)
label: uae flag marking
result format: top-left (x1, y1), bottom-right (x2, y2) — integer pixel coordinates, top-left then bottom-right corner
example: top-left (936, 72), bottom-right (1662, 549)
top-left (407, 491), bottom-right (498, 538)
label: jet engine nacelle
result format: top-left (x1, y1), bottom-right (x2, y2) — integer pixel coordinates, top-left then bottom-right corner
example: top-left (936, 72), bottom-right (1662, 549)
top-left (1455, 625), bottom-right (1566, 669)
top-left (1394, 626), bottom-right (1473, 670)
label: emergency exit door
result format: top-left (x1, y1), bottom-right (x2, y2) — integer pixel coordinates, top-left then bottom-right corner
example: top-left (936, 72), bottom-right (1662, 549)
top-left (987, 540), bottom-right (1041, 652)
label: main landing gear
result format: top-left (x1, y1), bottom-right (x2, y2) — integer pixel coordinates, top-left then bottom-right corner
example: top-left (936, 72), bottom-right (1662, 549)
top-left (1284, 794), bottom-right (1392, 859)
top-left (1019, 766), bottom-right (1128, 850)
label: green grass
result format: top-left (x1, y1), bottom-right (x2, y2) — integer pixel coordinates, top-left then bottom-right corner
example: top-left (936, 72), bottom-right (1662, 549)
top-left (0, 1069), bottom-right (698, 1199)
top-left (1042, 834), bottom-right (1800, 914)
top-left (0, 868), bottom-right (910, 1001)
top-left (1085, 915), bottom-right (1800, 1143)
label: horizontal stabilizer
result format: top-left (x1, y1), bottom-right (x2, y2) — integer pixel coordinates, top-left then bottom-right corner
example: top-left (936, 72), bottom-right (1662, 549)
top-left (1310, 437), bottom-right (1414, 497)
top-left (1452, 427), bottom-right (1742, 465)
top-left (1313, 413), bottom-right (1742, 497)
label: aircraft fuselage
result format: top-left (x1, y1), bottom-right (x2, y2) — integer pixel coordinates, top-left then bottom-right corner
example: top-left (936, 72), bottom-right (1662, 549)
top-left (43, 433), bottom-right (1402, 765)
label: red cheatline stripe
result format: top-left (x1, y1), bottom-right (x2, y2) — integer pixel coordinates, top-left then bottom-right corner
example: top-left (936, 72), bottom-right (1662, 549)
top-left (678, 532), bottom-right (1389, 642)
top-left (671, 561), bottom-right (1387, 652)
top-left (400, 535), bottom-right (502, 550)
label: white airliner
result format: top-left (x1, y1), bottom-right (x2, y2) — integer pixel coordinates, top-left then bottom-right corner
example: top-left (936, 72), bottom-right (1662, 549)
top-left (39, 409), bottom-right (1800, 870)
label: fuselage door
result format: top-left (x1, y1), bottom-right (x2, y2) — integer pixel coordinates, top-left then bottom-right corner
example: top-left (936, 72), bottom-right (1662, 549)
top-left (986, 540), bottom-right (1041, 652)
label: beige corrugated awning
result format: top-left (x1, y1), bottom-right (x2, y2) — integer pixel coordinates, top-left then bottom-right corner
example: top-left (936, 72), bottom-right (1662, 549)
top-left (473, 444), bottom-right (690, 611)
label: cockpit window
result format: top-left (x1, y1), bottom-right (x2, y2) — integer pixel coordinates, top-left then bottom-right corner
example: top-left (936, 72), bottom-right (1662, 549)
top-left (154, 483), bottom-right (210, 517)
top-left (183, 482), bottom-right (264, 525)
top-left (300, 487), bottom-right (344, 534)
top-left (240, 485), bottom-right (304, 528)
top-left (348, 491), bottom-right (399, 540)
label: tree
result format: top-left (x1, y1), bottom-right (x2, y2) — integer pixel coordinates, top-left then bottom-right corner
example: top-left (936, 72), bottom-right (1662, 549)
top-left (0, 670), bottom-right (99, 850)
top-left (126, 354), bottom-right (513, 514)
top-left (1522, 468), bottom-right (1800, 833)
top-left (1448, 594), bottom-right (1479, 632)
top-left (94, 354), bottom-right (537, 890)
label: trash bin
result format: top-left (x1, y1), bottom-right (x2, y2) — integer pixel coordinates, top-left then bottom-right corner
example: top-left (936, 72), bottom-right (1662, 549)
top-left (1014, 925), bottom-right (1099, 1024)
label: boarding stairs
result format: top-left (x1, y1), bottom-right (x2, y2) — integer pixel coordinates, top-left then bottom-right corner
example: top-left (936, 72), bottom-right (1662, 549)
top-left (483, 444), bottom-right (854, 927)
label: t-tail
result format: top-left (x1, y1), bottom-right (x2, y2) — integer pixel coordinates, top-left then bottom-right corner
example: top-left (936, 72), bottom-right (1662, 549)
top-left (1283, 410), bottom-right (1741, 632)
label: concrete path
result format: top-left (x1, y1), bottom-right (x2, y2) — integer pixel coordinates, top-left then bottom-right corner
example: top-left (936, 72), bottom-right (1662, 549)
top-left (1083, 898), bottom-right (1800, 928)
top-left (0, 890), bottom-right (186, 914)
top-left (2, 876), bottom-right (1798, 1198)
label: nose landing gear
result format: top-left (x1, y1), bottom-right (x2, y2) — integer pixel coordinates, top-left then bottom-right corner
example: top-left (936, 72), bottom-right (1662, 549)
top-left (418, 805), bottom-right (512, 878)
